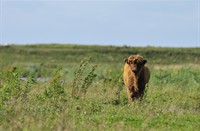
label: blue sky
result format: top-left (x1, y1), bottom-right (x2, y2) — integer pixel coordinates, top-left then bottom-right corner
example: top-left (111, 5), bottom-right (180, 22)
top-left (0, 0), bottom-right (199, 47)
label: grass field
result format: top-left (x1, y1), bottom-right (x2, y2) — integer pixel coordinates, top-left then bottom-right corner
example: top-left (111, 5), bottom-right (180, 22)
top-left (0, 44), bottom-right (200, 130)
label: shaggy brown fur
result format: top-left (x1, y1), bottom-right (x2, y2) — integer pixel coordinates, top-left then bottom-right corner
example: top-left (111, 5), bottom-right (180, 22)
top-left (123, 55), bottom-right (150, 103)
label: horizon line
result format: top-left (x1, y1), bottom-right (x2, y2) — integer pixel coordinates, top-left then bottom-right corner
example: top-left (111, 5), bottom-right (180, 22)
top-left (0, 43), bottom-right (199, 48)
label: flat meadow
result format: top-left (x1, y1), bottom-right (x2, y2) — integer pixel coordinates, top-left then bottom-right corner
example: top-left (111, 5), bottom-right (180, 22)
top-left (0, 44), bottom-right (199, 130)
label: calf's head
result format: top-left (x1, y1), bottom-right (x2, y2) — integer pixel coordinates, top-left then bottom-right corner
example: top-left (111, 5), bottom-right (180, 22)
top-left (124, 55), bottom-right (147, 74)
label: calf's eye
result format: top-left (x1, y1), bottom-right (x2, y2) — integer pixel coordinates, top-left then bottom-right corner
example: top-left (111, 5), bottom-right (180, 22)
top-left (134, 59), bottom-right (138, 64)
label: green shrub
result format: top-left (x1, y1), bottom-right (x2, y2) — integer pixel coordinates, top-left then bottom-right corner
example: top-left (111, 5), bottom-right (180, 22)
top-left (0, 67), bottom-right (21, 106)
top-left (72, 57), bottom-right (97, 98)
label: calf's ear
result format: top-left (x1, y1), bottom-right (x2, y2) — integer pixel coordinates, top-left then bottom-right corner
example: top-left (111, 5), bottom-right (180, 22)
top-left (124, 58), bottom-right (128, 64)
top-left (143, 60), bottom-right (147, 64)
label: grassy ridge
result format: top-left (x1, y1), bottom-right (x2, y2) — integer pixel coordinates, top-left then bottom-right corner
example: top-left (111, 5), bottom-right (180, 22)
top-left (0, 44), bottom-right (200, 130)
top-left (0, 44), bottom-right (199, 64)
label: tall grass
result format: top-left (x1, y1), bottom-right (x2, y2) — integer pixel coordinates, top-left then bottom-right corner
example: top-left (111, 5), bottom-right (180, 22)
top-left (0, 44), bottom-right (199, 130)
